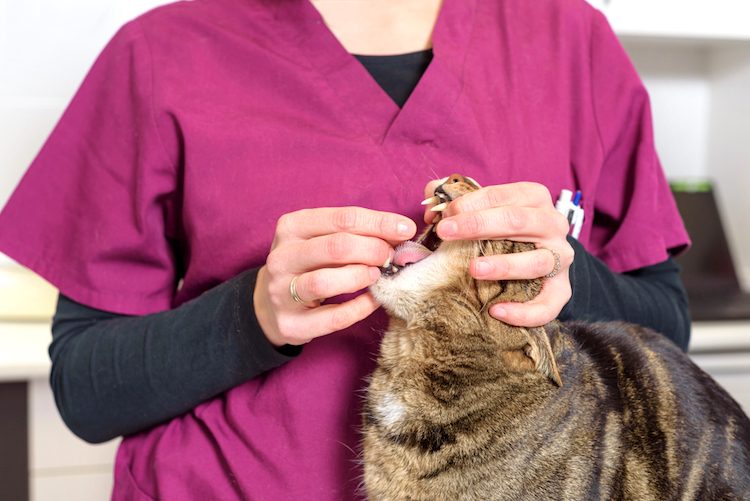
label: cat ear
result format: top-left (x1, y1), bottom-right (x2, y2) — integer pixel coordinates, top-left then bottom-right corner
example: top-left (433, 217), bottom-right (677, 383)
top-left (524, 327), bottom-right (563, 387)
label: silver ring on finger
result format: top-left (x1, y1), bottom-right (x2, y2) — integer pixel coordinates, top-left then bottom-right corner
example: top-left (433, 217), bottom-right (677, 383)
top-left (542, 248), bottom-right (561, 279)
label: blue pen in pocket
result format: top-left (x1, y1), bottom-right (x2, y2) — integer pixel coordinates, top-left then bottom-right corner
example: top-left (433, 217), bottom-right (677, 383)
top-left (555, 189), bottom-right (585, 239)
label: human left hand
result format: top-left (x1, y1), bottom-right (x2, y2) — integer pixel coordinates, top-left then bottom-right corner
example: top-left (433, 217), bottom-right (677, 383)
top-left (423, 180), bottom-right (574, 327)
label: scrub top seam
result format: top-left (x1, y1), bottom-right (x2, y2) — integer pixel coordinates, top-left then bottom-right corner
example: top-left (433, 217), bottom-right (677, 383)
top-left (412, 0), bottom-right (478, 152)
top-left (584, 8), bottom-right (608, 165)
top-left (132, 18), bottom-right (180, 178)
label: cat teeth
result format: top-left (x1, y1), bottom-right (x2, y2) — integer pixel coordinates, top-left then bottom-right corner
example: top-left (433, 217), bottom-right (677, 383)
top-left (422, 191), bottom-right (449, 206)
top-left (380, 263), bottom-right (401, 276)
top-left (431, 202), bottom-right (448, 212)
top-left (421, 195), bottom-right (441, 206)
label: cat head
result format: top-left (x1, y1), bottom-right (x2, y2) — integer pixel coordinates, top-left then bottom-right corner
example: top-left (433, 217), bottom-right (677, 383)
top-left (369, 175), bottom-right (562, 387)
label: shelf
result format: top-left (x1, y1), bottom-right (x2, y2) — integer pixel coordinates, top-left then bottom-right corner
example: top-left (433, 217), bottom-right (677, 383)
top-left (1, 319), bottom-right (747, 382)
top-left (689, 321), bottom-right (750, 354)
top-left (0, 264), bottom-right (57, 321)
top-left (0, 322), bottom-right (52, 382)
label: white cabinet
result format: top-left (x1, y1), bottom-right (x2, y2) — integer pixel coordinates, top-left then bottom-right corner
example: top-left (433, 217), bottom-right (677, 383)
top-left (29, 380), bottom-right (119, 501)
top-left (0, 322), bottom-right (119, 501)
top-left (588, 0), bottom-right (750, 40)
top-left (690, 322), bottom-right (750, 413)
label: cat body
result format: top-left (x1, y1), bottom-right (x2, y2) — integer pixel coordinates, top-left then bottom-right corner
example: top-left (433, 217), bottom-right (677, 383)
top-left (363, 177), bottom-right (750, 500)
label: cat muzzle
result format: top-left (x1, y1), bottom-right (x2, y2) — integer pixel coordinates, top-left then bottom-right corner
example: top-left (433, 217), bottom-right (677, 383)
top-left (380, 174), bottom-right (479, 277)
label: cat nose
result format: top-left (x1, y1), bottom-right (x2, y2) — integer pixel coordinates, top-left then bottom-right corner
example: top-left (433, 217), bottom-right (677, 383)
top-left (434, 183), bottom-right (448, 198)
top-left (434, 177), bottom-right (462, 201)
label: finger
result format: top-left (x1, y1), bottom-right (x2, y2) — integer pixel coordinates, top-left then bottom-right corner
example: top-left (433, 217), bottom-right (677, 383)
top-left (470, 248), bottom-right (562, 280)
top-left (273, 233), bottom-right (395, 274)
top-left (288, 274), bottom-right (320, 308)
top-left (297, 292), bottom-right (381, 340)
top-left (437, 206), bottom-right (568, 242)
top-left (423, 209), bottom-right (443, 225)
top-left (488, 277), bottom-right (572, 327)
top-left (423, 209), bottom-right (442, 225)
top-left (442, 182), bottom-right (553, 218)
top-left (276, 207), bottom-right (416, 242)
top-left (294, 265), bottom-right (381, 303)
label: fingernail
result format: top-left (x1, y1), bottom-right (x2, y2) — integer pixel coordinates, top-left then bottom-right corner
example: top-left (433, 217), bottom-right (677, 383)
top-left (492, 306), bottom-right (507, 318)
top-left (397, 221), bottom-right (412, 236)
top-left (369, 267), bottom-right (381, 281)
top-left (475, 260), bottom-right (491, 276)
top-left (440, 220), bottom-right (457, 237)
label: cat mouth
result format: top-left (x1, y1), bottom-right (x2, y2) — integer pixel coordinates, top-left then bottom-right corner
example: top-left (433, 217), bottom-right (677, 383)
top-left (380, 174), bottom-right (480, 277)
top-left (380, 221), bottom-right (443, 276)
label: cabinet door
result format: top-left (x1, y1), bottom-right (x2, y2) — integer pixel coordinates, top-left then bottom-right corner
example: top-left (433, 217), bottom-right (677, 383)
top-left (30, 380), bottom-right (119, 501)
top-left (586, 0), bottom-right (750, 41)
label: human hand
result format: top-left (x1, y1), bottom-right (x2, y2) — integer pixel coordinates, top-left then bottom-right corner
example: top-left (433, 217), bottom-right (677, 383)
top-left (254, 207), bottom-right (417, 347)
top-left (423, 180), bottom-right (574, 327)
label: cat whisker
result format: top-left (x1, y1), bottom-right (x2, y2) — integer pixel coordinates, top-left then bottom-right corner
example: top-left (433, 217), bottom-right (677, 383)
top-left (337, 440), bottom-right (357, 456)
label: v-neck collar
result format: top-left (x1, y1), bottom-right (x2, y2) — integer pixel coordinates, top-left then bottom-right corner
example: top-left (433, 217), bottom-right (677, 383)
top-left (270, 0), bottom-right (477, 145)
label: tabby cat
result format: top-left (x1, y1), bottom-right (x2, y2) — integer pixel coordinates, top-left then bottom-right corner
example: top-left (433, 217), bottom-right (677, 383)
top-left (363, 175), bottom-right (750, 500)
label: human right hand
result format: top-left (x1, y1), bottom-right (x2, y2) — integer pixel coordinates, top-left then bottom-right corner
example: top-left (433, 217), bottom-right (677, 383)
top-left (422, 179), bottom-right (573, 328)
top-left (254, 207), bottom-right (417, 347)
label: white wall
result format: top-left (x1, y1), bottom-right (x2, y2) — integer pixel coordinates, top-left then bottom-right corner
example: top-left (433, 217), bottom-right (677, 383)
top-left (1, 7), bottom-right (172, 500)
top-left (623, 39), bottom-right (750, 288)
top-left (622, 42), bottom-right (713, 180)
top-left (0, 0), bottom-right (173, 267)
top-left (707, 47), bottom-right (750, 290)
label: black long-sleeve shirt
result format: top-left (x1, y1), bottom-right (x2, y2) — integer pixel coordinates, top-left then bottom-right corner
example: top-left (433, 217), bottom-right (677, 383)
top-left (50, 244), bottom-right (690, 443)
top-left (48, 49), bottom-right (691, 443)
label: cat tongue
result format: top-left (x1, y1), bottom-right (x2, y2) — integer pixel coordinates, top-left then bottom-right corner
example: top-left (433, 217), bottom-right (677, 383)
top-left (393, 241), bottom-right (433, 266)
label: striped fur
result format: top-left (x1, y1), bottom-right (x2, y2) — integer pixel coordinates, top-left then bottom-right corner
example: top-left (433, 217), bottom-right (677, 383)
top-left (364, 240), bottom-right (750, 501)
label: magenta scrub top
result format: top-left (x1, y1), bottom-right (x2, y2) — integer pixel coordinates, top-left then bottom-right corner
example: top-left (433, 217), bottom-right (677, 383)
top-left (0, 0), bottom-right (689, 498)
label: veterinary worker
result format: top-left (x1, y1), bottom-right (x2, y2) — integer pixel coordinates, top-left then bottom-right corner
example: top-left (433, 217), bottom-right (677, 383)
top-left (0, 0), bottom-right (690, 498)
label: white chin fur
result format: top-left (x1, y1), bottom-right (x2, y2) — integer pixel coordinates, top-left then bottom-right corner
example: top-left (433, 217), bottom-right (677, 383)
top-left (375, 392), bottom-right (406, 429)
top-left (370, 241), bottom-right (461, 322)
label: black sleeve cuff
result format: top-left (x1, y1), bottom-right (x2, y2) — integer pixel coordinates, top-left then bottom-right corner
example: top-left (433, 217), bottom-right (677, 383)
top-left (231, 268), bottom-right (303, 374)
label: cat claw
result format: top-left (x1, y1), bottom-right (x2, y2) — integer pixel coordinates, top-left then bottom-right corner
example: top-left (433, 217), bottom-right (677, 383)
top-left (430, 202), bottom-right (448, 212)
